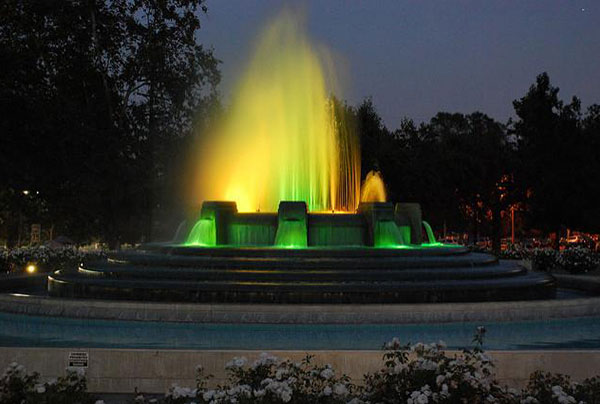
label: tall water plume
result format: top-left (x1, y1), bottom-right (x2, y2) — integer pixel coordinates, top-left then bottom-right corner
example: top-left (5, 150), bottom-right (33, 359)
top-left (193, 10), bottom-right (360, 212)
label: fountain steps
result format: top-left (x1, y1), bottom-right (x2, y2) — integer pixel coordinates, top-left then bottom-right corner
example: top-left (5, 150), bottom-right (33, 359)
top-left (76, 262), bottom-right (524, 282)
top-left (48, 269), bottom-right (554, 303)
top-left (47, 244), bottom-right (555, 303)
top-left (105, 249), bottom-right (492, 271)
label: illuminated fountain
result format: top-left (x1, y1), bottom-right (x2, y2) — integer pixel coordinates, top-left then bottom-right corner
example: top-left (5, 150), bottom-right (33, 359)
top-left (47, 11), bottom-right (555, 303)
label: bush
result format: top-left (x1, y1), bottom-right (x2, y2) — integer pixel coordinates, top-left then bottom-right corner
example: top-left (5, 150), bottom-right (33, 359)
top-left (529, 248), bottom-right (558, 272)
top-left (0, 362), bottom-right (96, 404)
top-left (4, 330), bottom-right (600, 403)
top-left (499, 244), bottom-right (527, 260)
top-left (557, 246), bottom-right (598, 274)
top-left (0, 246), bottom-right (106, 274)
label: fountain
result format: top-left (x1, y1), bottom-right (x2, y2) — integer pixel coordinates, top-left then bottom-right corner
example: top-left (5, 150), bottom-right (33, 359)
top-left (47, 11), bottom-right (555, 303)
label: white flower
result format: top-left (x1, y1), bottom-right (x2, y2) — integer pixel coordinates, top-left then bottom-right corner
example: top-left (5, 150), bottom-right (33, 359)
top-left (166, 385), bottom-right (196, 399)
top-left (251, 352), bottom-right (279, 369)
top-left (202, 390), bottom-right (215, 401)
top-left (392, 363), bottom-right (407, 374)
top-left (333, 383), bottom-right (349, 397)
top-left (551, 385), bottom-right (576, 404)
top-left (407, 385), bottom-right (431, 404)
top-left (275, 367), bottom-right (288, 380)
top-left (225, 356), bottom-right (247, 369)
top-left (385, 337), bottom-right (401, 349)
top-left (323, 386), bottom-right (332, 396)
top-left (320, 366), bottom-right (335, 379)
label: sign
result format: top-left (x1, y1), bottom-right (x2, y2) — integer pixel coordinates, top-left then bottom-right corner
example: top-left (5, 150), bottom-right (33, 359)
top-left (68, 351), bottom-right (89, 368)
top-left (30, 224), bottom-right (41, 245)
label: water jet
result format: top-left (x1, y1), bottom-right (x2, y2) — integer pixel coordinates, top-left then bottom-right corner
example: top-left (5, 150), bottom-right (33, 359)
top-left (46, 10), bottom-right (554, 304)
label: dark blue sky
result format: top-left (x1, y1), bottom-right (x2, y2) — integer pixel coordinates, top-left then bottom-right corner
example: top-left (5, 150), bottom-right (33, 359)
top-left (200, 1), bottom-right (599, 128)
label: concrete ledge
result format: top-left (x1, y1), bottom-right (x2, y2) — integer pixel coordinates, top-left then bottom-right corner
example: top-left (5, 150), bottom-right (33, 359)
top-left (1, 347), bottom-right (599, 393)
top-left (1, 292), bottom-right (600, 324)
top-left (554, 274), bottom-right (600, 294)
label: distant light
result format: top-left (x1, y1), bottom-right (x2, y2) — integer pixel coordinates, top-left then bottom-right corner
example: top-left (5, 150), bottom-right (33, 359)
top-left (26, 264), bottom-right (37, 274)
top-left (22, 190), bottom-right (30, 195)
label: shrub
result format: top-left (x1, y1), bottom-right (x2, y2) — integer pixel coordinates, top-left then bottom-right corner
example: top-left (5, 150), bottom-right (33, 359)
top-left (499, 244), bottom-right (527, 260)
top-left (360, 327), bottom-right (517, 404)
top-left (529, 248), bottom-right (558, 272)
top-left (4, 330), bottom-right (600, 403)
top-left (557, 247), bottom-right (598, 274)
top-left (0, 362), bottom-right (96, 404)
top-left (0, 246), bottom-right (106, 274)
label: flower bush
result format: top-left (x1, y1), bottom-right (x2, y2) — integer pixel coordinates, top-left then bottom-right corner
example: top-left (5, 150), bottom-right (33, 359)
top-left (4, 330), bottom-right (600, 403)
top-left (0, 246), bottom-right (106, 274)
top-left (529, 248), bottom-right (558, 272)
top-left (556, 246), bottom-right (598, 274)
top-left (134, 352), bottom-right (355, 404)
top-left (499, 244), bottom-right (528, 260)
top-left (0, 362), bottom-right (96, 404)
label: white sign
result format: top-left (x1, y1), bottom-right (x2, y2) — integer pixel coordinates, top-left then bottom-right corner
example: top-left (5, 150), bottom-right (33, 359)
top-left (68, 351), bottom-right (89, 368)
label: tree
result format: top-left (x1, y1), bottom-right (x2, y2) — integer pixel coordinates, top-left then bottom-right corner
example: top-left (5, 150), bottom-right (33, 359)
top-left (578, 104), bottom-right (600, 233)
top-left (512, 73), bottom-right (585, 247)
top-left (0, 0), bottom-right (220, 246)
top-left (414, 112), bottom-right (511, 252)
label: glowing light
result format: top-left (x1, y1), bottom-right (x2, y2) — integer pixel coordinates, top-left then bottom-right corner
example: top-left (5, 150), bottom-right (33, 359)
top-left (193, 10), bottom-right (360, 213)
top-left (26, 264), bottom-right (36, 274)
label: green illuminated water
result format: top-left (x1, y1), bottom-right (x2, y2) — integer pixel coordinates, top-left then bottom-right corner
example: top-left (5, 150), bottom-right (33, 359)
top-left (275, 219), bottom-right (308, 248)
top-left (422, 220), bottom-right (437, 244)
top-left (186, 218), bottom-right (216, 246)
top-left (229, 223), bottom-right (276, 246)
top-left (374, 220), bottom-right (405, 248)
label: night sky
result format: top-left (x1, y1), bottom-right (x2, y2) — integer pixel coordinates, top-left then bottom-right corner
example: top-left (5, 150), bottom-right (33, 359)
top-left (199, 0), bottom-right (599, 128)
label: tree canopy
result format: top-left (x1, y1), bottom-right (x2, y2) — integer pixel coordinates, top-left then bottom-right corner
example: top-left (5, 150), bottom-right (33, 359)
top-left (0, 0), bottom-right (220, 247)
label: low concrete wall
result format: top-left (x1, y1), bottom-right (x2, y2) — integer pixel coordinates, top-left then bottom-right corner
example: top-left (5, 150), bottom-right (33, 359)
top-left (1, 347), bottom-right (599, 393)
top-left (2, 292), bottom-right (600, 324)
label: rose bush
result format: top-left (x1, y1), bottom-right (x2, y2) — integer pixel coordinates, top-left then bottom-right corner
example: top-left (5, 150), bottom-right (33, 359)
top-left (556, 247), bottom-right (598, 274)
top-left (529, 248), bottom-right (558, 272)
top-left (4, 330), bottom-right (600, 403)
top-left (0, 362), bottom-right (96, 404)
top-left (0, 246), bottom-right (106, 274)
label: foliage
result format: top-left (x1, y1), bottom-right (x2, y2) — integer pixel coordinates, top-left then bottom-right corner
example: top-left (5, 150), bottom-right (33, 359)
top-left (0, 362), bottom-right (95, 404)
top-left (0, 246), bottom-right (106, 273)
top-left (556, 246), bottom-right (599, 274)
top-left (499, 244), bottom-right (528, 260)
top-left (5, 330), bottom-right (600, 403)
top-left (0, 0), bottom-right (220, 246)
top-left (529, 248), bottom-right (558, 272)
top-left (526, 371), bottom-right (600, 404)
top-left (512, 73), bottom-right (600, 242)
top-left (134, 354), bottom-right (354, 403)
top-left (360, 327), bottom-right (514, 404)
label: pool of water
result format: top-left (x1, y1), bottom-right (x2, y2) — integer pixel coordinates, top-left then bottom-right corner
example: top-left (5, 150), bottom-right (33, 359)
top-left (1, 311), bottom-right (599, 350)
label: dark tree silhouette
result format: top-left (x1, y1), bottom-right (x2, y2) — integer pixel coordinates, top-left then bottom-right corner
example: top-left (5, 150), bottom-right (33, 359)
top-left (0, 0), bottom-right (220, 247)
